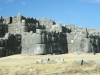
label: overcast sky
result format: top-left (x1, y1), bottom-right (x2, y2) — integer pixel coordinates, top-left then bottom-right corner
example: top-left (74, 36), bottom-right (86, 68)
top-left (0, 0), bottom-right (100, 29)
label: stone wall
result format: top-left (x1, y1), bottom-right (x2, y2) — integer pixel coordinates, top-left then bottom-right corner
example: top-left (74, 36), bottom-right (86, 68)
top-left (0, 13), bottom-right (100, 57)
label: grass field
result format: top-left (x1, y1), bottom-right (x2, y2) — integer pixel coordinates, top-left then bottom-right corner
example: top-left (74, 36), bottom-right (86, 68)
top-left (0, 53), bottom-right (100, 75)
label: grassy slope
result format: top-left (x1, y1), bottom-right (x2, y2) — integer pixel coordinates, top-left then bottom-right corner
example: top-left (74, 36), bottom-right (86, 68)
top-left (0, 53), bottom-right (100, 75)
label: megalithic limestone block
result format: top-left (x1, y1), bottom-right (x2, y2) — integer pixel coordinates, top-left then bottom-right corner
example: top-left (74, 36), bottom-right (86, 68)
top-left (46, 43), bottom-right (51, 54)
top-left (66, 32), bottom-right (76, 44)
top-left (41, 33), bottom-right (47, 44)
top-left (34, 44), bottom-right (46, 55)
top-left (51, 37), bottom-right (55, 42)
top-left (0, 47), bottom-right (6, 57)
top-left (56, 42), bottom-right (61, 52)
top-left (73, 38), bottom-right (82, 53)
top-left (48, 36), bottom-right (52, 42)
top-left (32, 33), bottom-right (42, 44)
top-left (52, 43), bottom-right (57, 51)
top-left (95, 38), bottom-right (100, 53)
top-left (21, 32), bottom-right (43, 55)
top-left (4, 39), bottom-right (8, 48)
top-left (15, 46), bottom-right (22, 54)
top-left (80, 38), bottom-right (91, 53)
top-left (0, 39), bottom-right (5, 47)
top-left (68, 44), bottom-right (74, 53)
top-left (46, 35), bottom-right (49, 43)
top-left (14, 34), bottom-right (21, 47)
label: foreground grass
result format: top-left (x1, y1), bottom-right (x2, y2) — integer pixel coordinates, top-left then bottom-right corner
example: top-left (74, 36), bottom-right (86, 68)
top-left (0, 61), bottom-right (100, 75)
top-left (0, 53), bottom-right (100, 75)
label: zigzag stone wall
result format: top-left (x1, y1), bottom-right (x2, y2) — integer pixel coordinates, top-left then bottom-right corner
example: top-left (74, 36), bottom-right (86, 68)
top-left (0, 13), bottom-right (100, 57)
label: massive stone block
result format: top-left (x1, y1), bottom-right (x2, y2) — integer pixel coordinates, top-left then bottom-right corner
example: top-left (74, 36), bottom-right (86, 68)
top-left (80, 38), bottom-right (91, 53)
top-left (0, 47), bottom-right (6, 57)
top-left (66, 32), bottom-right (75, 44)
top-left (38, 18), bottom-right (56, 32)
top-left (73, 39), bottom-right (82, 52)
top-left (34, 44), bottom-right (46, 55)
top-left (68, 44), bottom-right (74, 53)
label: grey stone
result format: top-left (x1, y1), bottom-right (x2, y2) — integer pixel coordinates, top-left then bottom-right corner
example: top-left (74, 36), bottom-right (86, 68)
top-left (56, 58), bottom-right (64, 63)
top-left (0, 47), bottom-right (6, 57)
top-left (80, 38), bottom-right (91, 53)
top-left (34, 44), bottom-right (46, 55)
top-left (42, 58), bottom-right (50, 63)
top-left (67, 44), bottom-right (74, 53)
top-left (73, 39), bottom-right (82, 52)
top-left (50, 24), bottom-right (62, 32)
top-left (36, 29), bottom-right (42, 34)
top-left (75, 59), bottom-right (83, 65)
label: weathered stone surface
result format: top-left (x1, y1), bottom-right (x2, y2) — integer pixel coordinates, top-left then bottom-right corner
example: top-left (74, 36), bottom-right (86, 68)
top-left (56, 58), bottom-right (64, 63)
top-left (75, 59), bottom-right (83, 65)
top-left (42, 58), bottom-right (50, 63)
top-left (68, 44), bottom-right (73, 53)
top-left (0, 47), bottom-right (6, 57)
top-left (0, 13), bottom-right (100, 57)
top-left (80, 38), bottom-right (91, 53)
top-left (50, 24), bottom-right (62, 32)
top-left (34, 44), bottom-right (46, 55)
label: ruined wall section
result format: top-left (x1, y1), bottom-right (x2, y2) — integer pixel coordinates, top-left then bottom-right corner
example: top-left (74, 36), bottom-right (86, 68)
top-left (1, 13), bottom-right (100, 57)
top-left (21, 30), bottom-right (46, 55)
top-left (0, 16), bottom-right (8, 38)
top-left (38, 18), bottom-right (56, 32)
top-left (66, 26), bottom-right (91, 53)
top-left (7, 19), bottom-right (28, 34)
top-left (50, 24), bottom-right (62, 32)
top-left (4, 13), bottom-right (39, 34)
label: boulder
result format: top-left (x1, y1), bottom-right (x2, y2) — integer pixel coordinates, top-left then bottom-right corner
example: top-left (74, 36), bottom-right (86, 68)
top-left (75, 59), bottom-right (83, 65)
top-left (56, 58), bottom-right (64, 63)
top-left (42, 58), bottom-right (50, 63)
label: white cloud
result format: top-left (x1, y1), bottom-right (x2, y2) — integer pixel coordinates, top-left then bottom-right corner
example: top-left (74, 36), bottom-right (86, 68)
top-left (0, 8), bottom-right (2, 10)
top-left (80, 0), bottom-right (100, 3)
top-left (22, 2), bottom-right (26, 5)
top-left (6, 0), bottom-right (13, 3)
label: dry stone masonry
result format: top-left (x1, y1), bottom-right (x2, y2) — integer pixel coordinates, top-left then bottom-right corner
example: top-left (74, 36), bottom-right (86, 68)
top-left (0, 13), bottom-right (100, 57)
